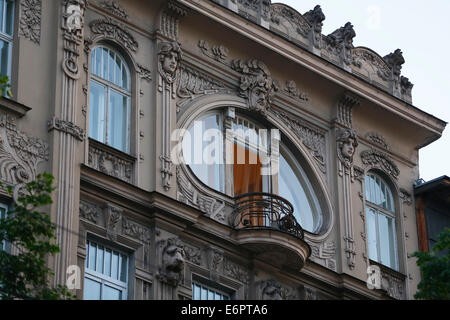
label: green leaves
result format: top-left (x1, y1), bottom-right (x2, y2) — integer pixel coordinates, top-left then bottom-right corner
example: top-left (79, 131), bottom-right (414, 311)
top-left (0, 75), bottom-right (12, 98)
top-left (412, 228), bottom-right (450, 300)
top-left (0, 173), bottom-right (75, 300)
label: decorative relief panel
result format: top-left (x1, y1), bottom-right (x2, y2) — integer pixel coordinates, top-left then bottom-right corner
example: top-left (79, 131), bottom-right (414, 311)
top-left (88, 140), bottom-right (134, 183)
top-left (223, 258), bottom-right (249, 284)
top-left (270, 3), bottom-right (310, 46)
top-left (283, 80), bottom-right (309, 102)
top-left (365, 132), bottom-right (390, 150)
top-left (198, 40), bottom-right (229, 63)
top-left (177, 63), bottom-right (232, 110)
top-left (176, 166), bottom-right (226, 222)
top-left (79, 199), bottom-right (101, 224)
top-left (270, 108), bottom-right (326, 174)
top-left (100, 0), bottom-right (129, 20)
top-left (360, 149), bottom-right (400, 179)
top-left (105, 204), bottom-right (122, 241)
top-left (89, 18), bottom-right (138, 53)
top-left (399, 188), bottom-right (412, 206)
top-left (183, 243), bottom-right (203, 266)
top-left (0, 112), bottom-right (49, 198)
top-left (48, 117), bottom-right (86, 141)
top-left (122, 217), bottom-right (151, 244)
top-left (306, 240), bottom-right (337, 271)
top-left (379, 265), bottom-right (406, 300)
top-left (19, 0), bottom-right (42, 44)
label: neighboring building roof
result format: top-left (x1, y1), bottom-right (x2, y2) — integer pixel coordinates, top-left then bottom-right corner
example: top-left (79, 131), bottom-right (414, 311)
top-left (414, 176), bottom-right (450, 206)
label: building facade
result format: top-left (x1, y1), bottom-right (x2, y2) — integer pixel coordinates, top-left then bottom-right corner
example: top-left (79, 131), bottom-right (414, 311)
top-left (0, 0), bottom-right (447, 300)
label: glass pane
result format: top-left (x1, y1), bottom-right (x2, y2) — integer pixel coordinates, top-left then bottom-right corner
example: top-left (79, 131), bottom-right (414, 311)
top-left (279, 152), bottom-right (318, 233)
top-left (102, 48), bottom-right (109, 80)
top-left (96, 245), bottom-right (104, 274)
top-left (201, 287), bottom-right (207, 300)
top-left (115, 55), bottom-right (122, 88)
top-left (379, 214), bottom-right (396, 269)
top-left (5, 0), bottom-right (13, 36)
top-left (122, 63), bottom-right (128, 90)
top-left (183, 114), bottom-right (225, 193)
top-left (108, 90), bottom-right (129, 152)
top-left (0, 39), bottom-right (10, 76)
top-left (366, 208), bottom-right (378, 262)
top-left (83, 278), bottom-right (101, 300)
top-left (111, 252), bottom-right (119, 280)
top-left (194, 284), bottom-right (201, 300)
top-left (95, 48), bottom-right (102, 77)
top-left (104, 249), bottom-right (112, 277)
top-left (0, 1), bottom-right (4, 34)
top-left (88, 242), bottom-right (97, 271)
top-left (103, 285), bottom-right (122, 300)
top-left (208, 290), bottom-right (214, 300)
top-left (120, 254), bottom-right (127, 282)
top-left (89, 81), bottom-right (106, 143)
top-left (109, 50), bottom-right (116, 83)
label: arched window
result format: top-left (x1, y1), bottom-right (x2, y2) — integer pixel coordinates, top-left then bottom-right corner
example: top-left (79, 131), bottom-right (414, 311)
top-left (181, 109), bottom-right (323, 234)
top-left (89, 45), bottom-right (131, 153)
top-left (365, 172), bottom-right (398, 270)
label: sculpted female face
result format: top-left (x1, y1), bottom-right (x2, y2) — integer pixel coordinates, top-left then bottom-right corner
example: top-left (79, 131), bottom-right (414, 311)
top-left (342, 138), bottom-right (356, 158)
top-left (163, 51), bottom-right (179, 75)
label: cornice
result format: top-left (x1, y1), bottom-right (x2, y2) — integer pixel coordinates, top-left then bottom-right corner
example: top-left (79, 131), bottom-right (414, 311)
top-left (0, 97), bottom-right (31, 117)
top-left (177, 0), bottom-right (446, 140)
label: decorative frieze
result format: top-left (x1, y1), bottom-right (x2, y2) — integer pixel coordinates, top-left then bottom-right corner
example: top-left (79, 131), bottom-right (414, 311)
top-left (19, 0), bottom-right (42, 44)
top-left (100, 0), bottom-right (129, 20)
top-left (48, 117), bottom-right (86, 141)
top-left (284, 80), bottom-right (309, 102)
top-left (137, 64), bottom-right (152, 82)
top-left (223, 258), bottom-right (249, 284)
top-left (122, 217), bottom-right (151, 244)
top-left (231, 59), bottom-right (279, 114)
top-left (88, 140), bottom-right (134, 183)
top-left (270, 108), bottom-right (326, 174)
top-left (379, 265), bottom-right (406, 300)
top-left (176, 166), bottom-right (226, 222)
top-left (365, 132), bottom-right (390, 150)
top-left (198, 40), bottom-right (229, 63)
top-left (360, 149), bottom-right (400, 179)
top-left (89, 18), bottom-right (138, 53)
top-left (79, 200), bottom-right (101, 224)
top-left (177, 64), bottom-right (231, 109)
top-left (183, 243), bottom-right (203, 266)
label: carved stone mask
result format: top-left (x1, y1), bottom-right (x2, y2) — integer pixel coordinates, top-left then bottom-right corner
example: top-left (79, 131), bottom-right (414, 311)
top-left (163, 243), bottom-right (185, 274)
top-left (262, 283), bottom-right (282, 300)
top-left (158, 41), bottom-right (182, 84)
top-left (342, 138), bottom-right (356, 158)
top-left (163, 51), bottom-right (179, 75)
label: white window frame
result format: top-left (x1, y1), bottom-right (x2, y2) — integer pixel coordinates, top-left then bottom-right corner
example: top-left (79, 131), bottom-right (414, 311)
top-left (365, 172), bottom-right (399, 270)
top-left (0, 0), bottom-right (14, 80)
top-left (84, 239), bottom-right (129, 300)
top-left (192, 280), bottom-right (231, 300)
top-left (89, 45), bottom-right (131, 153)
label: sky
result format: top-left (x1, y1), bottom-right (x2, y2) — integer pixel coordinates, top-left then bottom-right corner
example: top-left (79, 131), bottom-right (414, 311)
top-left (280, 0), bottom-right (450, 182)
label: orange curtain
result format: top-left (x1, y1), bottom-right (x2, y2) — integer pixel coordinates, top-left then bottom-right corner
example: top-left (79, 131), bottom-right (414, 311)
top-left (233, 143), bottom-right (264, 227)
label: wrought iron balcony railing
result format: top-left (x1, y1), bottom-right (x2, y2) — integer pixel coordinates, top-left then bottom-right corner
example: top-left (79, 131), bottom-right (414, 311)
top-left (232, 192), bottom-right (304, 240)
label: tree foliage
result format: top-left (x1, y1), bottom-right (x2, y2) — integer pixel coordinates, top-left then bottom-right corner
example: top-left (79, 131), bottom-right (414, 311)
top-left (0, 173), bottom-right (74, 299)
top-left (0, 75), bottom-right (12, 98)
top-left (413, 228), bottom-right (450, 300)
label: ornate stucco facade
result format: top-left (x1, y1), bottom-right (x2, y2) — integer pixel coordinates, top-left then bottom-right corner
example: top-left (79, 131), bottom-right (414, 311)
top-left (1, 0), bottom-right (446, 300)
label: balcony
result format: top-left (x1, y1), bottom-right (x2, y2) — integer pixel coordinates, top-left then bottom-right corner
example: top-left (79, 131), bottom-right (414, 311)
top-left (231, 193), bottom-right (311, 271)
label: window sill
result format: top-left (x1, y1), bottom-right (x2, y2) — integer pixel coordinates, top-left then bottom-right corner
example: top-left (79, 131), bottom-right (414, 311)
top-left (0, 97), bottom-right (31, 117)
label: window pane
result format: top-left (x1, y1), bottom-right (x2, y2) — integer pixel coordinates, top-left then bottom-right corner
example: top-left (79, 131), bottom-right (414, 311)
top-left (108, 90), bottom-right (129, 152)
top-left (84, 278), bottom-right (101, 300)
top-left (111, 252), bottom-right (119, 280)
top-left (109, 50), bottom-right (116, 83)
top-left (183, 114), bottom-right (225, 193)
top-left (279, 151), bottom-right (319, 233)
top-left (115, 54), bottom-right (122, 88)
top-left (0, 1), bottom-right (4, 34)
top-left (96, 245), bottom-right (104, 274)
top-left (120, 254), bottom-right (127, 282)
top-left (379, 214), bottom-right (396, 269)
top-left (103, 285), bottom-right (122, 300)
top-left (89, 81), bottom-right (106, 143)
top-left (102, 48), bottom-right (110, 80)
top-left (0, 39), bottom-right (10, 76)
top-left (95, 48), bottom-right (102, 77)
top-left (194, 284), bottom-right (201, 300)
top-left (104, 249), bottom-right (112, 277)
top-left (5, 0), bottom-right (13, 36)
top-left (366, 208), bottom-right (378, 262)
top-left (122, 63), bottom-right (128, 90)
top-left (88, 242), bottom-right (97, 271)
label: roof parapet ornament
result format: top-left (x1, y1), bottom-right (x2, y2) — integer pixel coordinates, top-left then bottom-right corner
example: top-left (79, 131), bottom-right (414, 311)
top-left (384, 49), bottom-right (405, 77)
top-left (304, 5), bottom-right (325, 50)
top-left (326, 22), bottom-right (356, 66)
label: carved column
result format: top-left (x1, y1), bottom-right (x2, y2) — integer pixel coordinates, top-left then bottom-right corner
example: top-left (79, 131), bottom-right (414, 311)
top-left (155, 3), bottom-right (186, 194)
top-left (334, 92), bottom-right (360, 271)
top-left (51, 0), bottom-right (86, 287)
